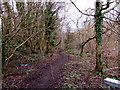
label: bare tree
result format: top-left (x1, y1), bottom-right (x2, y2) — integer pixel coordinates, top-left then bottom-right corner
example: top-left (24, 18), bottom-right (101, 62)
top-left (70, 0), bottom-right (119, 74)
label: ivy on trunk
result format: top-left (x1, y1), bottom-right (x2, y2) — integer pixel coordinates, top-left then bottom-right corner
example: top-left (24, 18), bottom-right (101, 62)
top-left (95, 1), bottom-right (103, 74)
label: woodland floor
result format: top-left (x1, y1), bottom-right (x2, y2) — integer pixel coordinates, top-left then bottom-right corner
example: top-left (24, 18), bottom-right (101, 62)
top-left (2, 49), bottom-right (119, 89)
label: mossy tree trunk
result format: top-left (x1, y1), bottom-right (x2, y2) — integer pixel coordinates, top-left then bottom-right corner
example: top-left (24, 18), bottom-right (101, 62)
top-left (95, 1), bottom-right (103, 74)
top-left (44, 2), bottom-right (58, 54)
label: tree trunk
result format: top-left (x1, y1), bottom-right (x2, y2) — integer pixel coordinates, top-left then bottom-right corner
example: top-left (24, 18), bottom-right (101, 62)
top-left (95, 1), bottom-right (103, 74)
top-left (117, 2), bottom-right (120, 68)
top-left (80, 45), bottom-right (84, 58)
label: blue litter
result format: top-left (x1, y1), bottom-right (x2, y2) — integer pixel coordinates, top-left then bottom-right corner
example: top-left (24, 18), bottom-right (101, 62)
top-left (20, 64), bottom-right (28, 66)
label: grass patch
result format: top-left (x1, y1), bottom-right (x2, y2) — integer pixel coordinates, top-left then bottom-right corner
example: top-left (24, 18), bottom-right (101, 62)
top-left (86, 60), bottom-right (90, 63)
top-left (33, 54), bottom-right (45, 60)
top-left (62, 61), bottom-right (82, 88)
top-left (26, 68), bottom-right (35, 75)
top-left (84, 53), bottom-right (92, 57)
top-left (28, 59), bottom-right (35, 62)
top-left (109, 56), bottom-right (116, 60)
top-left (27, 68), bottom-right (35, 72)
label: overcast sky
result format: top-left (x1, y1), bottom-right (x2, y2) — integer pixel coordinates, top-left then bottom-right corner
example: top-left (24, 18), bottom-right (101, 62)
top-left (59, 0), bottom-right (97, 31)
top-left (58, 0), bottom-right (118, 31)
top-left (0, 0), bottom-right (119, 32)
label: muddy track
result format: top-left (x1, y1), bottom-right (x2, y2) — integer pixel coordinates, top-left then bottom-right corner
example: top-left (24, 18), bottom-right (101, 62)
top-left (22, 51), bottom-right (70, 88)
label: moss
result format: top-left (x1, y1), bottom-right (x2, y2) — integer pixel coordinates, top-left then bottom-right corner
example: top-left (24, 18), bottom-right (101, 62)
top-left (95, 1), bottom-right (104, 74)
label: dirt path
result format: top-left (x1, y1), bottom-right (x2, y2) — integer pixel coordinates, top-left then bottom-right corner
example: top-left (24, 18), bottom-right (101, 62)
top-left (22, 50), bottom-right (70, 88)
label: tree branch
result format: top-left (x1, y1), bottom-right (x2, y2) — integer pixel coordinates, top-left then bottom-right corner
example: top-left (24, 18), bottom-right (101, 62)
top-left (55, 39), bottom-right (62, 46)
top-left (102, 1), bottom-right (110, 10)
top-left (80, 26), bottom-right (110, 57)
top-left (69, 0), bottom-right (94, 16)
top-left (5, 30), bottom-right (42, 64)
top-left (103, 2), bottom-right (120, 14)
top-left (104, 16), bottom-right (120, 23)
top-left (82, 36), bottom-right (96, 46)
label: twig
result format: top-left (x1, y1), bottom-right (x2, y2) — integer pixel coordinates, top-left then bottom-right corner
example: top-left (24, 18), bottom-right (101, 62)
top-left (103, 67), bottom-right (120, 71)
top-left (103, 2), bottom-right (120, 14)
top-left (69, 0), bottom-right (94, 16)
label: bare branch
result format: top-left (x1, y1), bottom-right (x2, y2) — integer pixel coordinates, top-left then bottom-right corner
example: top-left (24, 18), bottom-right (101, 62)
top-left (104, 16), bottom-right (118, 22)
top-left (69, 0), bottom-right (94, 16)
top-left (82, 36), bottom-right (96, 46)
top-left (103, 1), bottom-right (120, 14)
top-left (102, 4), bottom-right (109, 10)
top-left (80, 25), bottom-right (111, 56)
top-left (5, 29), bottom-right (42, 64)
